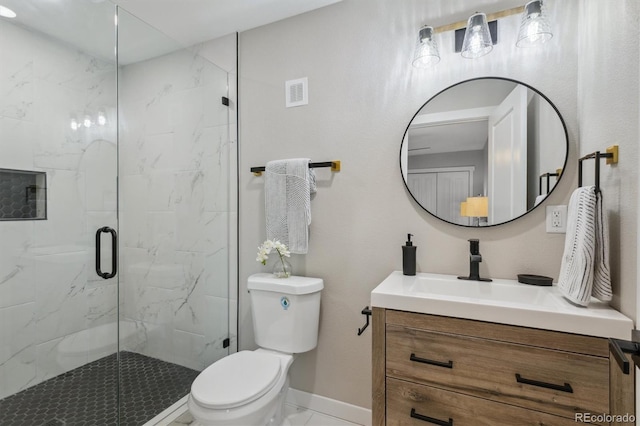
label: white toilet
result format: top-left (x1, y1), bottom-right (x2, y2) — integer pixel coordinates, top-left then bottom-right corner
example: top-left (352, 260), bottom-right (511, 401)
top-left (188, 273), bottom-right (323, 426)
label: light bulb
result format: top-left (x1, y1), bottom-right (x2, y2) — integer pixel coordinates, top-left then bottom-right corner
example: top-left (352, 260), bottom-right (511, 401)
top-left (70, 118), bottom-right (79, 131)
top-left (412, 26), bottom-right (440, 68)
top-left (97, 110), bottom-right (107, 126)
top-left (516, 0), bottom-right (553, 47)
top-left (0, 5), bottom-right (16, 18)
top-left (461, 13), bottom-right (493, 59)
top-left (83, 115), bottom-right (92, 128)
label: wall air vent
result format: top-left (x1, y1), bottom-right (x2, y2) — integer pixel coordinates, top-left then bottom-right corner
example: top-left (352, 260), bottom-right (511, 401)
top-left (285, 77), bottom-right (308, 108)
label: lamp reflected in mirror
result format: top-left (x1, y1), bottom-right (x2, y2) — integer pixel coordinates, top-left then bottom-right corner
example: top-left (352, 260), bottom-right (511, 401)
top-left (461, 196), bottom-right (488, 226)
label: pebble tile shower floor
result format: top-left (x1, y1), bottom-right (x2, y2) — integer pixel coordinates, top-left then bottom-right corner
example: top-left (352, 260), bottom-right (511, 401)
top-left (0, 351), bottom-right (199, 426)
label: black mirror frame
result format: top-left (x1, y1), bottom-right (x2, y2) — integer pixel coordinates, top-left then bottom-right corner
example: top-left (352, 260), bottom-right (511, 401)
top-left (400, 76), bottom-right (569, 228)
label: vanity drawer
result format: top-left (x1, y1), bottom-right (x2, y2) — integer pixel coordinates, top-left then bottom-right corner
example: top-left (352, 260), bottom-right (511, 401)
top-left (386, 377), bottom-right (589, 426)
top-left (386, 324), bottom-right (609, 419)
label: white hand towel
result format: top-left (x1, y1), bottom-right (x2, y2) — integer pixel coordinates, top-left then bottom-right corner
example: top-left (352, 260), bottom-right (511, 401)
top-left (592, 192), bottom-right (612, 302)
top-left (534, 194), bottom-right (546, 206)
top-left (557, 186), bottom-right (612, 306)
top-left (265, 158), bottom-right (316, 254)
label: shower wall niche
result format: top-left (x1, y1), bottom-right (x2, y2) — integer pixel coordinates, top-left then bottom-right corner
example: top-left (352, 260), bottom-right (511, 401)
top-left (0, 169), bottom-right (46, 220)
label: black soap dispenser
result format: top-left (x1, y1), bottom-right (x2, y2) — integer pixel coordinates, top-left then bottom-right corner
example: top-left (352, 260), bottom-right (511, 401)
top-left (402, 234), bottom-right (417, 276)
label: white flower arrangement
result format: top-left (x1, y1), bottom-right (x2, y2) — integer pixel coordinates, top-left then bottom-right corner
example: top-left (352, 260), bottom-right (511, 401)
top-left (256, 239), bottom-right (291, 266)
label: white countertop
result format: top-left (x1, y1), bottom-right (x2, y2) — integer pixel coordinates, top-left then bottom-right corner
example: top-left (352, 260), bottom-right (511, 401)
top-left (371, 271), bottom-right (633, 340)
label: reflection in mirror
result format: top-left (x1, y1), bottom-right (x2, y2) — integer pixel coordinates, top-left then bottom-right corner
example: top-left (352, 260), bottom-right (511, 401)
top-left (400, 78), bottom-right (568, 227)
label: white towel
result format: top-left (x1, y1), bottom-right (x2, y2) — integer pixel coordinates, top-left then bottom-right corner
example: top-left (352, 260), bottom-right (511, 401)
top-left (265, 158), bottom-right (316, 254)
top-left (557, 186), bottom-right (612, 306)
top-left (534, 194), bottom-right (546, 206)
top-left (592, 192), bottom-right (612, 301)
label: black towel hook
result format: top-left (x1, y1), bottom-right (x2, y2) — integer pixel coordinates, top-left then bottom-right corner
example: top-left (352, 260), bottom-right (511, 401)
top-left (357, 306), bottom-right (372, 335)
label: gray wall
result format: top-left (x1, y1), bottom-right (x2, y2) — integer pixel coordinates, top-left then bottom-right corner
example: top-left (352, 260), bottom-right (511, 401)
top-left (238, 0), bottom-right (637, 409)
top-left (577, 0), bottom-right (638, 321)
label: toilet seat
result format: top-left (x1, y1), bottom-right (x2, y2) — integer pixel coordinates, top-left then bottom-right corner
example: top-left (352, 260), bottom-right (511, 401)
top-left (190, 351), bottom-right (282, 410)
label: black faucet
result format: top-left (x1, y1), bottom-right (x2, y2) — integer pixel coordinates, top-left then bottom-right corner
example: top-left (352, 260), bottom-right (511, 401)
top-left (458, 239), bottom-right (492, 282)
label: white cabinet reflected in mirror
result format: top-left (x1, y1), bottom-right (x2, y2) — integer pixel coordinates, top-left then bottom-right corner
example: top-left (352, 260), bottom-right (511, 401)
top-left (400, 77), bottom-right (568, 227)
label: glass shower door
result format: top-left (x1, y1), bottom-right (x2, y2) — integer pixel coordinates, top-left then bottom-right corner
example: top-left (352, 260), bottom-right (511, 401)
top-left (0, 2), bottom-right (233, 423)
top-left (116, 7), bottom-right (232, 424)
top-left (0, 0), bottom-right (119, 424)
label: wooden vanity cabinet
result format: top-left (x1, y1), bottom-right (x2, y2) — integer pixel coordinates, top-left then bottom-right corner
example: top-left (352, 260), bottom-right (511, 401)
top-left (373, 308), bottom-right (634, 426)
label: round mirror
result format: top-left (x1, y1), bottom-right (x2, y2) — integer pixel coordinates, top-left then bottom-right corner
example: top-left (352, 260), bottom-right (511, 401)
top-left (400, 77), bottom-right (568, 227)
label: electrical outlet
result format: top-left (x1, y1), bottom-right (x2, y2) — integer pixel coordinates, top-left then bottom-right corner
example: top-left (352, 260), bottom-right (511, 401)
top-left (546, 205), bottom-right (567, 233)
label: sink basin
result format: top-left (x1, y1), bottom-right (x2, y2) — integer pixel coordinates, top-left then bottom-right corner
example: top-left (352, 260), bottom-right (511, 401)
top-left (409, 275), bottom-right (563, 307)
top-left (371, 271), bottom-right (632, 339)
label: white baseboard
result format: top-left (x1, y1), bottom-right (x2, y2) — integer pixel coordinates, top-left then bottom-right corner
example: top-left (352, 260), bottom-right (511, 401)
top-left (146, 388), bottom-right (372, 426)
top-left (286, 388), bottom-right (372, 426)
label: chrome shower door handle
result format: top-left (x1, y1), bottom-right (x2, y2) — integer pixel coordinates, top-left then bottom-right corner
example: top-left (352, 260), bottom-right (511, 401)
top-left (95, 226), bottom-right (117, 279)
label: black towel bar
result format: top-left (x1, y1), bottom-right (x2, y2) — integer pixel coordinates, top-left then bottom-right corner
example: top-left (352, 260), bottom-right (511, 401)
top-left (538, 172), bottom-right (560, 196)
top-left (578, 145), bottom-right (618, 193)
top-left (251, 160), bottom-right (341, 176)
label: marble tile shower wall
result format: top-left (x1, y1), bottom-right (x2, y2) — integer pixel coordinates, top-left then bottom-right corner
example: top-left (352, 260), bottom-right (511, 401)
top-left (119, 48), bottom-right (231, 371)
top-left (0, 21), bottom-right (117, 400)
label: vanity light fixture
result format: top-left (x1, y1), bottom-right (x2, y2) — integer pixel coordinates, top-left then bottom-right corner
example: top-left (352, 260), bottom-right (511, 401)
top-left (516, 0), bottom-right (553, 47)
top-left (412, 25), bottom-right (440, 68)
top-left (460, 12), bottom-right (493, 59)
top-left (413, 2), bottom-right (553, 67)
top-left (0, 5), bottom-right (16, 18)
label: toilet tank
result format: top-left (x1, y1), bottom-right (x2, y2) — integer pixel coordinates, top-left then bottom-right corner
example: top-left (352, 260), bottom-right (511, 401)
top-left (248, 273), bottom-right (323, 354)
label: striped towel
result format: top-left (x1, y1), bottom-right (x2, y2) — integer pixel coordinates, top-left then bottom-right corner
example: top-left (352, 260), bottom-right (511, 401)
top-left (557, 186), bottom-right (612, 306)
top-left (265, 159), bottom-right (317, 254)
top-left (592, 191), bottom-right (612, 301)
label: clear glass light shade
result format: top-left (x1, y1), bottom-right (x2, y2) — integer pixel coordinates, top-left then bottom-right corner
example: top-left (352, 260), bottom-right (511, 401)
top-left (412, 26), bottom-right (440, 68)
top-left (516, 0), bottom-right (553, 47)
top-left (461, 13), bottom-right (493, 59)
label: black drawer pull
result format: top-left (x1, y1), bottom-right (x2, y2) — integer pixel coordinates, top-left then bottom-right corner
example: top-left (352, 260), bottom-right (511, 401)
top-left (515, 373), bottom-right (573, 393)
top-left (410, 353), bottom-right (453, 369)
top-left (410, 408), bottom-right (453, 426)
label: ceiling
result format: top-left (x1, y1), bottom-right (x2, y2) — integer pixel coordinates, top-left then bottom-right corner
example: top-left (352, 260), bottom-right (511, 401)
top-left (0, 0), bottom-right (342, 64)
top-left (111, 0), bottom-right (343, 47)
top-left (408, 80), bottom-right (518, 155)
top-left (409, 120), bottom-right (490, 156)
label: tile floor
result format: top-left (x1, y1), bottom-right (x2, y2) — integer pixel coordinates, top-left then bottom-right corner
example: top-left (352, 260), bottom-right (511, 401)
top-left (164, 403), bottom-right (362, 426)
top-left (0, 351), bottom-right (198, 426)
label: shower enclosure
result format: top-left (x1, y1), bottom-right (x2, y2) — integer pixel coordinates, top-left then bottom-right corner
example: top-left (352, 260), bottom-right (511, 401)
top-left (0, 1), bottom-right (236, 424)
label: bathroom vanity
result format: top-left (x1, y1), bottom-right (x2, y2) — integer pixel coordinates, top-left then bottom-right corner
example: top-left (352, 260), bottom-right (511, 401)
top-left (371, 272), bottom-right (634, 426)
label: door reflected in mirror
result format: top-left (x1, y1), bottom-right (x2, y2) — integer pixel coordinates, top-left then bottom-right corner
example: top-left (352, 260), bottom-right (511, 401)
top-left (400, 77), bottom-right (568, 227)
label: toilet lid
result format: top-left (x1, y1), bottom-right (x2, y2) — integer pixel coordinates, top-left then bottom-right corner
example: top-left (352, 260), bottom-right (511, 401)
top-left (191, 351), bottom-right (282, 409)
